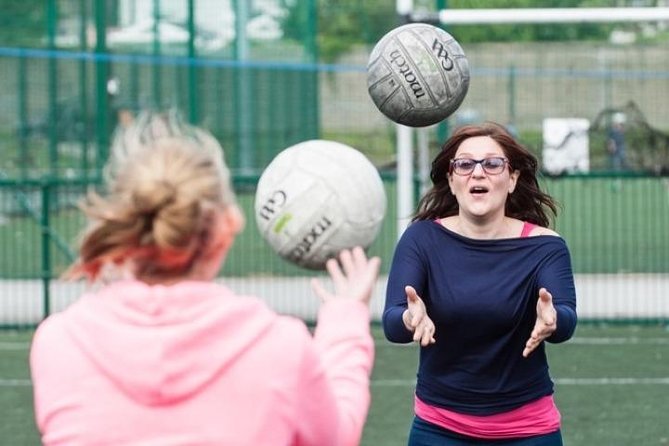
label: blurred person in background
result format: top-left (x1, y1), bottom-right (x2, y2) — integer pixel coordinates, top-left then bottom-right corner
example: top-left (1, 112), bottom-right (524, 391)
top-left (30, 110), bottom-right (380, 446)
top-left (607, 112), bottom-right (627, 172)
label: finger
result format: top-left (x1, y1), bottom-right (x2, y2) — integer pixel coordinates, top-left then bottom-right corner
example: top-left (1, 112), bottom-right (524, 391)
top-left (413, 323), bottom-right (433, 346)
top-left (421, 328), bottom-right (434, 347)
top-left (353, 250), bottom-right (380, 292)
top-left (539, 288), bottom-right (553, 303)
top-left (411, 313), bottom-right (423, 329)
top-left (539, 289), bottom-right (557, 324)
top-left (418, 326), bottom-right (428, 346)
top-left (429, 325), bottom-right (436, 345)
top-left (403, 310), bottom-right (417, 330)
top-left (325, 256), bottom-right (345, 288)
top-left (523, 338), bottom-right (537, 358)
top-left (338, 248), bottom-right (355, 278)
top-left (524, 325), bottom-right (549, 357)
top-left (421, 330), bottom-right (437, 347)
top-left (404, 286), bottom-right (423, 327)
top-left (350, 246), bottom-right (366, 269)
top-left (310, 278), bottom-right (330, 302)
top-left (405, 285), bottom-right (418, 303)
top-left (531, 328), bottom-right (546, 341)
top-left (412, 324), bottom-right (427, 343)
top-left (364, 255), bottom-right (382, 281)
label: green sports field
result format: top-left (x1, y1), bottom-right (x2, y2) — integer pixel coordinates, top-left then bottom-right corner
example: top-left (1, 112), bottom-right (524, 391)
top-left (1, 324), bottom-right (668, 446)
top-left (363, 324), bottom-right (669, 446)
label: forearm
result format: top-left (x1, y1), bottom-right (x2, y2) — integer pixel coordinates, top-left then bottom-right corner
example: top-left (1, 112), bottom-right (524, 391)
top-left (547, 304), bottom-right (577, 343)
top-left (311, 299), bottom-right (374, 446)
top-left (539, 242), bottom-right (577, 344)
top-left (382, 306), bottom-right (414, 343)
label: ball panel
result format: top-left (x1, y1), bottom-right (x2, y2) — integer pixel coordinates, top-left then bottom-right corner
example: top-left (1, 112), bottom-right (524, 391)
top-left (369, 33), bottom-right (439, 120)
top-left (274, 193), bottom-right (346, 269)
top-left (256, 173), bottom-right (343, 270)
top-left (366, 57), bottom-right (396, 91)
top-left (369, 75), bottom-right (411, 121)
top-left (391, 29), bottom-right (448, 104)
top-left (385, 39), bottom-right (440, 108)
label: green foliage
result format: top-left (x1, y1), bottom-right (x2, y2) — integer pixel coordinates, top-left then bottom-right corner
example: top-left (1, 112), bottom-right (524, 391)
top-left (282, 0), bottom-right (397, 62)
top-left (280, 0), bottom-right (312, 47)
top-left (446, 0), bottom-right (616, 43)
top-left (282, 0), bottom-right (626, 62)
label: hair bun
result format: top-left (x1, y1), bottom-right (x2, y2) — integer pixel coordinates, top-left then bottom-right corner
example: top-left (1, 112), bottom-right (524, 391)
top-left (132, 180), bottom-right (177, 216)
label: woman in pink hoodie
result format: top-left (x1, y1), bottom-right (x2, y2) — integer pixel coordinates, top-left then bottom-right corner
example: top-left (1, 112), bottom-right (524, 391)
top-left (30, 111), bottom-right (381, 446)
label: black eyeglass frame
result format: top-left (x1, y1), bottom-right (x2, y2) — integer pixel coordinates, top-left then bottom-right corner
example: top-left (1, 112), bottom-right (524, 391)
top-left (449, 157), bottom-right (510, 176)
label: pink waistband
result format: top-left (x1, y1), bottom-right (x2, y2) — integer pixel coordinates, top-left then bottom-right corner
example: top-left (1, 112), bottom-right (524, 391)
top-left (414, 395), bottom-right (561, 439)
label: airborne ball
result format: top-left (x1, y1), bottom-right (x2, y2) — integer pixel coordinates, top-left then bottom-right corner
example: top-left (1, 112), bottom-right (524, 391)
top-left (367, 23), bottom-right (470, 127)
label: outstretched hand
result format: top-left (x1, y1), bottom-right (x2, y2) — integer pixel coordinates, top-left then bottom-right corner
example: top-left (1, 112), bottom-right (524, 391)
top-left (310, 247), bottom-right (381, 306)
top-left (402, 286), bottom-right (436, 347)
top-left (523, 288), bottom-right (557, 358)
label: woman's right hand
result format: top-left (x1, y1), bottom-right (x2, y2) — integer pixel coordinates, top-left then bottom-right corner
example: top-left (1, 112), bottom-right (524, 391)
top-left (310, 246), bottom-right (381, 306)
top-left (402, 286), bottom-right (436, 346)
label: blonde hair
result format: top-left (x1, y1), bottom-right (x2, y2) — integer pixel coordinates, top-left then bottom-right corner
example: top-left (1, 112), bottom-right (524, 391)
top-left (67, 110), bottom-right (237, 282)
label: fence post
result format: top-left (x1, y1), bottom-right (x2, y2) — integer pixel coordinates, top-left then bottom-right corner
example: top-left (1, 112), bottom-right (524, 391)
top-left (17, 54), bottom-right (28, 179)
top-left (233, 0), bottom-right (255, 173)
top-left (79, 0), bottom-right (90, 179)
top-left (40, 182), bottom-right (52, 319)
top-left (152, 0), bottom-right (163, 106)
top-left (187, 0), bottom-right (199, 123)
top-left (47, 0), bottom-right (58, 177)
top-left (95, 0), bottom-right (110, 169)
top-left (508, 64), bottom-right (517, 123)
top-left (435, 0), bottom-right (450, 143)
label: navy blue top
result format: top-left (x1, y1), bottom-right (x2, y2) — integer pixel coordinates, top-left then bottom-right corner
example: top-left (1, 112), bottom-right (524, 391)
top-left (383, 220), bottom-right (577, 415)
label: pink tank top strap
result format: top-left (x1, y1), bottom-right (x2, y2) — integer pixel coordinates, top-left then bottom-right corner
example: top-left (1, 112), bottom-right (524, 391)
top-left (520, 221), bottom-right (537, 238)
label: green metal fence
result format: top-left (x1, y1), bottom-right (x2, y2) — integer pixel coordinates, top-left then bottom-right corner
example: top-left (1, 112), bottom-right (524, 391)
top-left (1, 0), bottom-right (320, 180)
top-left (1, 174), bottom-right (668, 326)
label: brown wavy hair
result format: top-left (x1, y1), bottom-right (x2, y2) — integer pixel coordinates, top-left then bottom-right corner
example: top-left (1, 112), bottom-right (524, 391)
top-left (413, 121), bottom-right (558, 227)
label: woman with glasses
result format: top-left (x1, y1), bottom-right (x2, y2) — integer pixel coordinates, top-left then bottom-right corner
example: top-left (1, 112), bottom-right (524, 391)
top-left (383, 122), bottom-right (577, 445)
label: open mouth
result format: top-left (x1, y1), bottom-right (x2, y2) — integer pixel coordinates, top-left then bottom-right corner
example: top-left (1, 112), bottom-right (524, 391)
top-left (469, 186), bottom-right (489, 195)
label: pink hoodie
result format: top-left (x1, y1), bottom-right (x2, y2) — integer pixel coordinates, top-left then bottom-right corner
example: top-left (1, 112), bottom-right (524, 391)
top-left (30, 279), bottom-right (374, 446)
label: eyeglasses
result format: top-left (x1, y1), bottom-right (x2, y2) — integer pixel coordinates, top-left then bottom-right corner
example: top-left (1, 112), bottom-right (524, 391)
top-left (449, 157), bottom-right (509, 176)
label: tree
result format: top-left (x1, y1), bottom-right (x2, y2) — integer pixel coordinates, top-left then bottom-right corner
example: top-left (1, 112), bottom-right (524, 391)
top-left (281, 0), bottom-right (620, 62)
top-left (445, 0), bottom-right (616, 43)
top-left (282, 0), bottom-right (397, 62)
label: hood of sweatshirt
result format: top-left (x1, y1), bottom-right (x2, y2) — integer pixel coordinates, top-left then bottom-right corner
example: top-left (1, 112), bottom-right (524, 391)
top-left (61, 280), bottom-right (277, 406)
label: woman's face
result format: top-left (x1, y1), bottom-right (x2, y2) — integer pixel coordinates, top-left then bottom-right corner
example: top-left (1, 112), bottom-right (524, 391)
top-left (447, 135), bottom-right (519, 220)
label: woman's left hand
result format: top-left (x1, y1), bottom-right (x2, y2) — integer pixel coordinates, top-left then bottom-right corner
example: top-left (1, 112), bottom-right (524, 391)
top-left (522, 288), bottom-right (557, 358)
